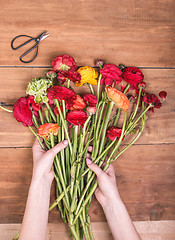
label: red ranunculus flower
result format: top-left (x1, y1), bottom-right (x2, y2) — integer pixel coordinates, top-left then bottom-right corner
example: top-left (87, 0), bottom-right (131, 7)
top-left (100, 77), bottom-right (113, 86)
top-left (122, 67), bottom-right (144, 90)
top-left (66, 110), bottom-right (88, 127)
top-left (83, 94), bottom-right (98, 107)
top-left (142, 93), bottom-right (162, 112)
top-left (47, 86), bottom-right (77, 109)
top-left (106, 127), bottom-right (124, 141)
top-left (13, 97), bottom-right (33, 127)
top-left (51, 55), bottom-right (77, 72)
top-left (27, 95), bottom-right (41, 111)
top-left (57, 70), bottom-right (81, 84)
top-left (100, 64), bottom-right (123, 85)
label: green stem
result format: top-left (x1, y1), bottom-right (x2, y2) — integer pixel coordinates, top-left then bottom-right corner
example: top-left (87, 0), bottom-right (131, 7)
top-left (49, 186), bottom-right (70, 211)
top-left (38, 109), bottom-right (44, 124)
top-left (55, 99), bottom-right (72, 154)
top-left (0, 105), bottom-right (12, 113)
top-left (97, 73), bottom-right (102, 100)
top-left (28, 126), bottom-right (44, 150)
top-left (88, 84), bottom-right (94, 94)
top-left (32, 114), bottom-right (39, 128)
top-left (45, 102), bottom-right (56, 122)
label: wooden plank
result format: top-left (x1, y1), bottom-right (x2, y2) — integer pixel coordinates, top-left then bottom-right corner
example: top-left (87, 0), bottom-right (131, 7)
top-left (0, 68), bottom-right (174, 147)
top-left (0, 144), bottom-right (174, 223)
top-left (0, 0), bottom-right (175, 67)
top-left (0, 221), bottom-right (175, 240)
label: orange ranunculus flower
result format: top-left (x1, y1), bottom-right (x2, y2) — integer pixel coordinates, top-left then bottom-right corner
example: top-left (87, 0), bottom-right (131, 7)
top-left (70, 95), bottom-right (86, 110)
top-left (105, 86), bottom-right (129, 111)
top-left (76, 66), bottom-right (98, 87)
top-left (38, 123), bottom-right (60, 139)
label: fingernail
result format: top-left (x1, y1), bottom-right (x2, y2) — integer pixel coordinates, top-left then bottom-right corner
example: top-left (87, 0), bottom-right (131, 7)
top-left (86, 158), bottom-right (92, 165)
top-left (63, 140), bottom-right (68, 145)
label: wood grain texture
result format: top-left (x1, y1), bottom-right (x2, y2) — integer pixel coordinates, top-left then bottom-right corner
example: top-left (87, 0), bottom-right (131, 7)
top-left (0, 0), bottom-right (175, 67)
top-left (1, 221), bottom-right (175, 240)
top-left (0, 144), bottom-right (174, 223)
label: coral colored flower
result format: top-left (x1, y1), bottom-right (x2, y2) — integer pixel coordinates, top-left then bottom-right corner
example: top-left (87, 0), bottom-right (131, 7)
top-left (87, 106), bottom-right (97, 115)
top-left (76, 66), bottom-right (98, 87)
top-left (70, 95), bottom-right (86, 110)
top-left (122, 67), bottom-right (144, 90)
top-left (47, 86), bottom-right (77, 109)
top-left (13, 97), bottom-right (33, 127)
top-left (51, 55), bottom-right (77, 72)
top-left (159, 91), bottom-right (167, 100)
top-left (100, 64), bottom-right (123, 85)
top-left (38, 123), bottom-right (60, 139)
top-left (57, 70), bottom-right (81, 84)
top-left (105, 86), bottom-right (129, 112)
top-left (66, 110), bottom-right (88, 127)
top-left (106, 127), bottom-right (123, 141)
top-left (83, 94), bottom-right (98, 107)
top-left (142, 93), bottom-right (162, 112)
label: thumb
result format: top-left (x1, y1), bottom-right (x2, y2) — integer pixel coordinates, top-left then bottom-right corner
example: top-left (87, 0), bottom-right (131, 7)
top-left (47, 140), bottom-right (68, 159)
top-left (86, 158), bottom-right (104, 179)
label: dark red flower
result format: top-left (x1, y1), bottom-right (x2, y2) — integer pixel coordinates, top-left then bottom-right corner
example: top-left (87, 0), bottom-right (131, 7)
top-left (83, 94), bottom-right (98, 107)
top-left (47, 86), bottom-right (77, 109)
top-left (122, 67), bottom-right (144, 90)
top-left (159, 91), bottom-right (167, 100)
top-left (100, 64), bottom-right (123, 85)
top-left (13, 97), bottom-right (33, 127)
top-left (106, 127), bottom-right (124, 141)
top-left (66, 110), bottom-right (88, 127)
top-left (142, 94), bottom-right (162, 112)
top-left (100, 77), bottom-right (113, 86)
top-left (27, 95), bottom-right (41, 111)
top-left (51, 55), bottom-right (77, 72)
top-left (57, 70), bottom-right (81, 84)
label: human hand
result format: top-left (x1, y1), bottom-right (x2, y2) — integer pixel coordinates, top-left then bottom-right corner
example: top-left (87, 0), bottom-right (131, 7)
top-left (32, 138), bottom-right (68, 184)
top-left (86, 149), bottom-right (121, 207)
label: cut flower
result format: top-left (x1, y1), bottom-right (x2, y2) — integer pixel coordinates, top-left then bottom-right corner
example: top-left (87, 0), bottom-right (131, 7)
top-left (105, 86), bottom-right (129, 111)
top-left (51, 55), bottom-right (77, 72)
top-left (122, 67), bottom-right (144, 91)
top-left (66, 110), bottom-right (88, 127)
top-left (13, 97), bottom-right (33, 127)
top-left (38, 123), bottom-right (60, 139)
top-left (76, 66), bottom-right (98, 87)
top-left (100, 64), bottom-right (123, 85)
top-left (106, 127), bottom-right (123, 141)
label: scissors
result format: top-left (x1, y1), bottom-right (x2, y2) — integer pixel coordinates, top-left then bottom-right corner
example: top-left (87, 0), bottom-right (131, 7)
top-left (11, 31), bottom-right (50, 63)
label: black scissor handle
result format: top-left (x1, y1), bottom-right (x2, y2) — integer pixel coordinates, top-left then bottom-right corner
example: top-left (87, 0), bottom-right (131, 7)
top-left (11, 35), bottom-right (35, 50)
top-left (20, 44), bottom-right (39, 63)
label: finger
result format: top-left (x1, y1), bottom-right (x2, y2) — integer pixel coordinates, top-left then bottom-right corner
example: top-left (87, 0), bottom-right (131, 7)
top-left (86, 158), bottom-right (104, 179)
top-left (86, 152), bottom-right (91, 158)
top-left (46, 140), bottom-right (68, 159)
top-left (105, 164), bottom-right (115, 177)
top-left (32, 138), bottom-right (45, 156)
top-left (87, 146), bottom-right (93, 152)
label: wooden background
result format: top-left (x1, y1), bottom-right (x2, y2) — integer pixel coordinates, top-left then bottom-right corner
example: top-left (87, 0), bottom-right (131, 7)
top-left (0, 0), bottom-right (175, 239)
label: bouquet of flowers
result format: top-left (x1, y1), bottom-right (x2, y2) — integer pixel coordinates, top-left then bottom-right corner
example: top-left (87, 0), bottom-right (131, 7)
top-left (1, 55), bottom-right (167, 240)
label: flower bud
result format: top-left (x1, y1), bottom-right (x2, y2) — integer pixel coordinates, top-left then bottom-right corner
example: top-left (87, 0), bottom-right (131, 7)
top-left (159, 91), bottom-right (167, 101)
top-left (95, 59), bottom-right (104, 68)
top-left (45, 70), bottom-right (57, 79)
top-left (140, 81), bottom-right (146, 88)
top-left (87, 106), bottom-right (97, 115)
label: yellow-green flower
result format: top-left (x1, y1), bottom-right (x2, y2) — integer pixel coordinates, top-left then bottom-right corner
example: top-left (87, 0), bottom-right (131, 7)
top-left (76, 66), bottom-right (98, 87)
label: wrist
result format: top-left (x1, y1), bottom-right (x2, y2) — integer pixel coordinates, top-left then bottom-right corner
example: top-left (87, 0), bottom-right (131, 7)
top-left (31, 174), bottom-right (53, 190)
top-left (101, 192), bottom-right (123, 210)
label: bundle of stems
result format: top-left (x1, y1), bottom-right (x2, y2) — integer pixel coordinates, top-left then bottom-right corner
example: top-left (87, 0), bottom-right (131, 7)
top-left (20, 82), bottom-right (150, 240)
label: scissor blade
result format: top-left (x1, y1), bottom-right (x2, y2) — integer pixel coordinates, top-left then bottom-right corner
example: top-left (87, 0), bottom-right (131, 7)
top-left (40, 33), bottom-right (50, 41)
